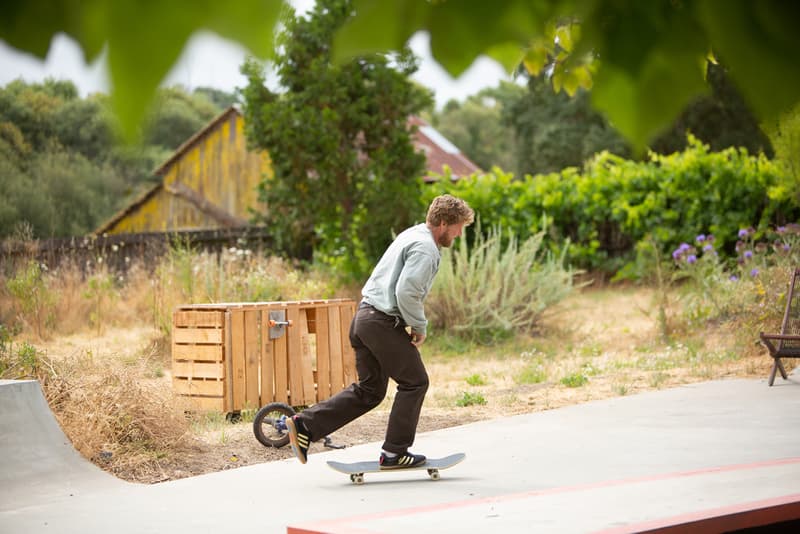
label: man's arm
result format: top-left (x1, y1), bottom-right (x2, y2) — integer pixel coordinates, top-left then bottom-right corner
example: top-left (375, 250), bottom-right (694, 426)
top-left (395, 248), bottom-right (437, 340)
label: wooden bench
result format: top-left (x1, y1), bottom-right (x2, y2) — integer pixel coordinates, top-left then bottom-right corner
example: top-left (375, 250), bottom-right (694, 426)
top-left (760, 268), bottom-right (800, 386)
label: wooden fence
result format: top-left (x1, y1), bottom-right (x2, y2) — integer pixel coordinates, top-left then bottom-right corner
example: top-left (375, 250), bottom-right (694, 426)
top-left (172, 299), bottom-right (356, 413)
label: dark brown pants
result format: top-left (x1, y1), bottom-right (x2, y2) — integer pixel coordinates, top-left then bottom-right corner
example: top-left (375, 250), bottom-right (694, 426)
top-left (297, 303), bottom-right (429, 454)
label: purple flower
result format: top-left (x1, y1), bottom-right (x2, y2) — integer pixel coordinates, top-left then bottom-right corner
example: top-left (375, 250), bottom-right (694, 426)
top-left (784, 244), bottom-right (791, 252)
top-left (696, 234), bottom-right (706, 243)
top-left (750, 268), bottom-right (759, 277)
top-left (738, 228), bottom-right (749, 238)
top-left (729, 275), bottom-right (739, 282)
top-left (672, 249), bottom-right (682, 260)
top-left (777, 226), bottom-right (787, 234)
top-left (679, 242), bottom-right (691, 252)
top-left (743, 250), bottom-right (753, 259)
top-left (687, 255), bottom-right (697, 264)
top-left (703, 244), bottom-right (714, 252)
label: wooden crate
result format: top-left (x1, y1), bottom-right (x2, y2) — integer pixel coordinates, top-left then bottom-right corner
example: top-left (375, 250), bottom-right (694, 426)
top-left (172, 299), bottom-right (356, 413)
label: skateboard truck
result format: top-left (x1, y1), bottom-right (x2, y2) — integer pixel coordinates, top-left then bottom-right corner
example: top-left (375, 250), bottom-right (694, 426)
top-left (268, 310), bottom-right (293, 339)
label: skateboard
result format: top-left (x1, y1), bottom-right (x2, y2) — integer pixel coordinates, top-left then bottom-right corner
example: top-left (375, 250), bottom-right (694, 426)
top-left (327, 453), bottom-right (465, 485)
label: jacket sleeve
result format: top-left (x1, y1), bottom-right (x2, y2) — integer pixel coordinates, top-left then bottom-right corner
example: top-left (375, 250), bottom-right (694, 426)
top-left (395, 247), bottom-right (437, 336)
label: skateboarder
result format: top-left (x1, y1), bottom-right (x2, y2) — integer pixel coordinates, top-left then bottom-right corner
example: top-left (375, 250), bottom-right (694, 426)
top-left (287, 194), bottom-right (474, 469)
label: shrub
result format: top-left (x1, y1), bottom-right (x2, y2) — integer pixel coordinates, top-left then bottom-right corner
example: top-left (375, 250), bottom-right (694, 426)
top-left (427, 224), bottom-right (578, 343)
top-left (424, 136), bottom-right (798, 276)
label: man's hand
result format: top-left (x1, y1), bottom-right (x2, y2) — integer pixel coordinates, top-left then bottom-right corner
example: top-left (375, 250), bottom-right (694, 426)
top-left (410, 331), bottom-right (426, 347)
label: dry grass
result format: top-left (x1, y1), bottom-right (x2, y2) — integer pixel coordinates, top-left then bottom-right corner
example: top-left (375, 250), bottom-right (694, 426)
top-left (0, 252), bottom-right (792, 483)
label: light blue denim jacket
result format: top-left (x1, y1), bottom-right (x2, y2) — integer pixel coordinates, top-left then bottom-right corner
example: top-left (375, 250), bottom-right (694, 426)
top-left (361, 223), bottom-right (440, 336)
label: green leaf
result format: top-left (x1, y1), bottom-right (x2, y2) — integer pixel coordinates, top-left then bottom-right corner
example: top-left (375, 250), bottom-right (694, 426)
top-left (336, 0), bottom-right (551, 76)
top-left (522, 42), bottom-right (550, 75)
top-left (697, 0), bottom-right (800, 121)
top-left (1, 0), bottom-right (283, 142)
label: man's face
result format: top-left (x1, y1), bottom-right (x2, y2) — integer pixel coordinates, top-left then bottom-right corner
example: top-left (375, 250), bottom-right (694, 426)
top-left (436, 221), bottom-right (466, 248)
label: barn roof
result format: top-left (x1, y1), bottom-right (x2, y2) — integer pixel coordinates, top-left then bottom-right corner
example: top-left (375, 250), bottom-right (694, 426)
top-left (409, 116), bottom-right (482, 182)
top-left (153, 106), bottom-right (240, 176)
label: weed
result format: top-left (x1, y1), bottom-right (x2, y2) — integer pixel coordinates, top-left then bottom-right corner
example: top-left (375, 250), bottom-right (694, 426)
top-left (649, 371), bottom-right (669, 388)
top-left (516, 364), bottom-right (547, 385)
top-left (560, 373), bottom-right (588, 388)
top-left (465, 373), bottom-right (487, 386)
top-left (5, 260), bottom-right (56, 339)
top-left (456, 391), bottom-right (487, 407)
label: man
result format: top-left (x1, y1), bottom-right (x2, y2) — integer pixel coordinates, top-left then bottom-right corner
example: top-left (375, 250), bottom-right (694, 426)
top-left (286, 194), bottom-right (474, 468)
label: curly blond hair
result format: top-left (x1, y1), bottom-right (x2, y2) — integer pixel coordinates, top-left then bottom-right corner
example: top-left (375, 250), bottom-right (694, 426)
top-left (426, 194), bottom-right (475, 226)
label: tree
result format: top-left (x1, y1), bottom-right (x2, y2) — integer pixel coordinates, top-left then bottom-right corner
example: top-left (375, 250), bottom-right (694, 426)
top-left (431, 82), bottom-right (523, 172)
top-left (142, 87), bottom-right (220, 150)
top-left (193, 87), bottom-right (239, 110)
top-left (240, 0), bottom-right (432, 278)
top-left (649, 61), bottom-right (774, 157)
top-left (505, 73), bottom-right (630, 176)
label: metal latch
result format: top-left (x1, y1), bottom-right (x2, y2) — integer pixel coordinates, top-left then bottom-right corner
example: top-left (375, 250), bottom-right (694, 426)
top-left (268, 310), bottom-right (292, 339)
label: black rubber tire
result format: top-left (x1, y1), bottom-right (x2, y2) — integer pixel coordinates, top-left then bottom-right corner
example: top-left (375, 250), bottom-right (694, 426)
top-left (252, 402), bottom-right (295, 448)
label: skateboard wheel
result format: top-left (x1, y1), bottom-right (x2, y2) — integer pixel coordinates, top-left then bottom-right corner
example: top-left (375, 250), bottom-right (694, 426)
top-left (428, 469), bottom-right (440, 480)
top-left (352, 474), bottom-right (364, 485)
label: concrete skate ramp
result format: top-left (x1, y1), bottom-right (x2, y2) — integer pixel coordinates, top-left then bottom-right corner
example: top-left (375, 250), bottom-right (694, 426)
top-left (2, 377), bottom-right (799, 533)
top-left (0, 380), bottom-right (121, 512)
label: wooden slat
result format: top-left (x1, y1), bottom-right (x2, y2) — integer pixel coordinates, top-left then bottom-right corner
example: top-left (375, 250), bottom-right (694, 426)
top-left (244, 309), bottom-right (259, 409)
top-left (273, 309), bottom-right (289, 404)
top-left (315, 308), bottom-right (331, 400)
top-left (174, 310), bottom-right (224, 328)
top-left (328, 306), bottom-right (344, 393)
top-left (173, 328), bottom-right (223, 344)
top-left (340, 302), bottom-right (356, 386)
top-left (172, 344), bottom-right (223, 362)
top-left (172, 361), bottom-right (224, 379)
top-left (224, 311), bottom-right (233, 413)
top-left (260, 310), bottom-right (275, 405)
top-left (286, 306), bottom-right (304, 406)
top-left (230, 310), bottom-right (246, 411)
top-left (299, 310), bottom-right (316, 406)
top-left (173, 378), bottom-right (224, 397)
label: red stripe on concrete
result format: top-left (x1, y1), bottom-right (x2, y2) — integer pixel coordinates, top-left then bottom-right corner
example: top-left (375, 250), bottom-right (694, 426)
top-left (287, 456), bottom-right (800, 534)
top-left (593, 493), bottom-right (800, 534)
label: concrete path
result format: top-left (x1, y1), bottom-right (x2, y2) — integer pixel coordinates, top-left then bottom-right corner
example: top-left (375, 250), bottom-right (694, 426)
top-left (1, 376), bottom-right (799, 533)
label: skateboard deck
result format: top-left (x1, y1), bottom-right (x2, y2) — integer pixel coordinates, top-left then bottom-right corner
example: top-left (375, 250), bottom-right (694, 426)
top-left (327, 453), bottom-right (465, 484)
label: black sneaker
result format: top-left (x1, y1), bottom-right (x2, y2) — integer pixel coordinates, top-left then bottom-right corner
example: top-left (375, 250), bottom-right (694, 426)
top-left (379, 451), bottom-right (426, 470)
top-left (285, 415), bottom-right (310, 464)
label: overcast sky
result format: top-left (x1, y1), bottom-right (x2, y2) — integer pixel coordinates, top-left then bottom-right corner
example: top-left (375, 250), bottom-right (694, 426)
top-left (0, 1), bottom-right (511, 109)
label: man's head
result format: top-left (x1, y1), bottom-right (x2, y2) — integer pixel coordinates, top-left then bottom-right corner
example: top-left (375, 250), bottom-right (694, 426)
top-left (426, 194), bottom-right (474, 248)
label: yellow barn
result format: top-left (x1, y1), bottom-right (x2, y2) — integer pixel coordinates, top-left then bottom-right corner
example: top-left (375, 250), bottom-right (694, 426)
top-left (95, 107), bottom-right (480, 236)
top-left (95, 106), bottom-right (271, 235)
